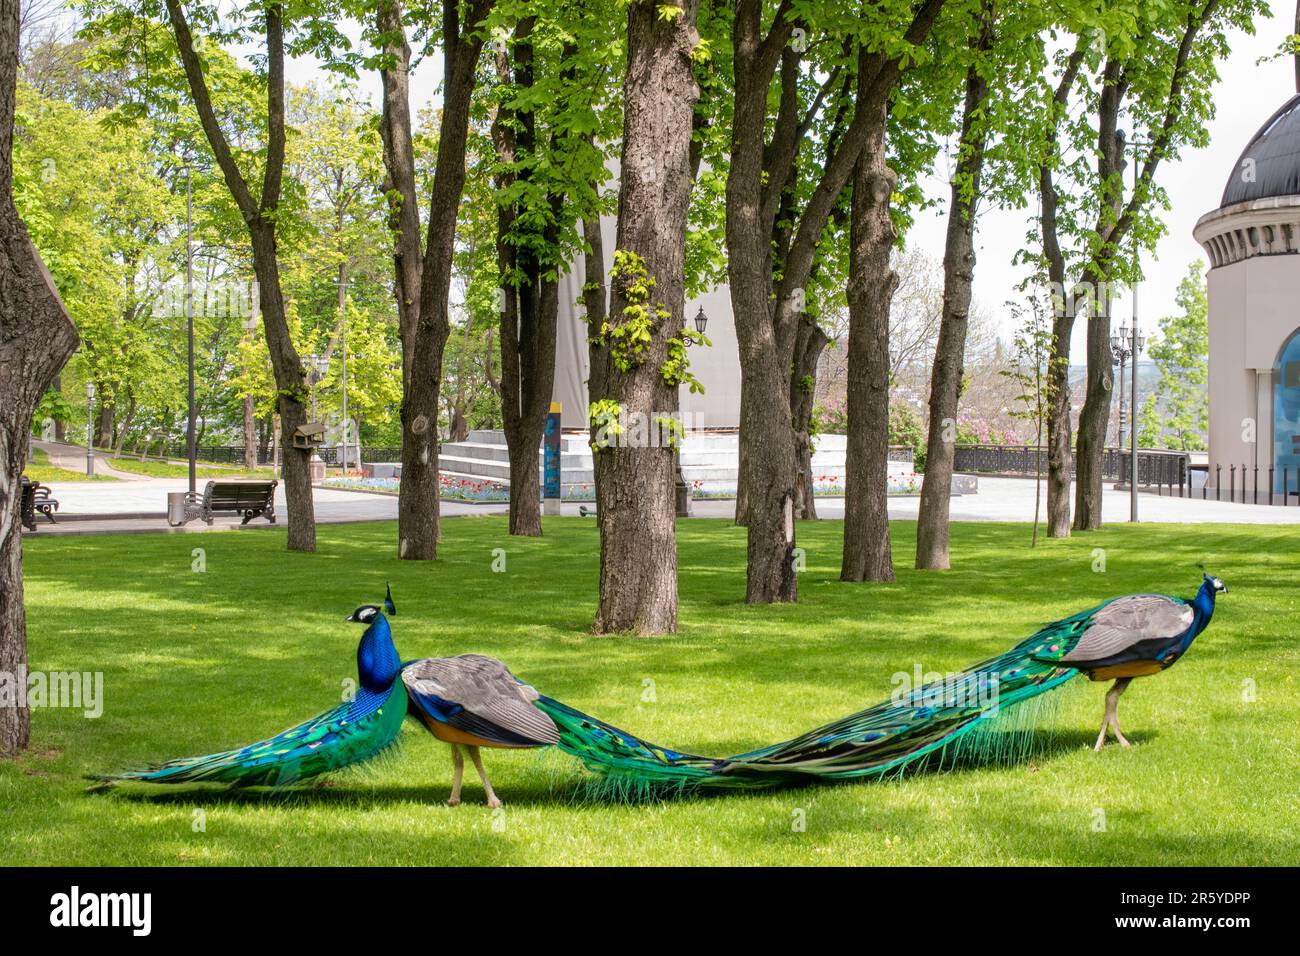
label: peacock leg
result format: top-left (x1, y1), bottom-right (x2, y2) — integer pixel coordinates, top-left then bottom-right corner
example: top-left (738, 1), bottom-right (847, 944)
top-left (467, 745), bottom-right (502, 809)
top-left (1094, 678), bottom-right (1133, 751)
top-left (1108, 678), bottom-right (1133, 748)
top-left (447, 744), bottom-right (464, 806)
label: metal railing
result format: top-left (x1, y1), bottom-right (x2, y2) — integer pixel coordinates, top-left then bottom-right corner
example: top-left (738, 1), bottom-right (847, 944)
top-left (1199, 462), bottom-right (1300, 506)
top-left (952, 444), bottom-right (1192, 497)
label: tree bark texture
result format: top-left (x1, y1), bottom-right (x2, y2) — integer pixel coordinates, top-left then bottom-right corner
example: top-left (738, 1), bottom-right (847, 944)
top-left (1, 0), bottom-right (80, 755)
top-left (589, 0), bottom-right (699, 634)
top-left (1072, 58), bottom-right (1126, 533)
top-left (790, 315), bottom-right (829, 521)
top-left (841, 118), bottom-right (897, 584)
top-left (915, 4), bottom-right (993, 570)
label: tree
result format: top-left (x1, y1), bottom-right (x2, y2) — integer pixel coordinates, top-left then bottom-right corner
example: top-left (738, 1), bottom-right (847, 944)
top-left (587, 0), bottom-right (700, 634)
top-left (485, 2), bottom-right (611, 536)
top-left (725, 0), bottom-right (946, 601)
top-left (839, 0), bottom-right (949, 585)
top-left (374, 0), bottom-right (493, 561)
top-left (1029, 0), bottom-right (1262, 535)
top-left (914, 0), bottom-right (994, 571)
top-left (1001, 294), bottom-right (1055, 546)
top-left (161, 0), bottom-right (317, 550)
top-left (1138, 260), bottom-right (1208, 451)
top-left (1, 0), bottom-right (79, 755)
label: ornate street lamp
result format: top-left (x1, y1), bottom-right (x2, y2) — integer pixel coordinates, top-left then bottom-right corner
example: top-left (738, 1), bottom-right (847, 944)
top-left (674, 306), bottom-right (709, 518)
top-left (1110, 324), bottom-right (1134, 449)
top-left (85, 381), bottom-right (95, 477)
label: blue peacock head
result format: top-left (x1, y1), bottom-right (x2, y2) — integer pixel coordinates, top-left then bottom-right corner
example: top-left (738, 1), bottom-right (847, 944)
top-left (346, 604), bottom-right (400, 690)
top-left (1202, 571), bottom-right (1228, 595)
top-left (346, 605), bottom-right (383, 624)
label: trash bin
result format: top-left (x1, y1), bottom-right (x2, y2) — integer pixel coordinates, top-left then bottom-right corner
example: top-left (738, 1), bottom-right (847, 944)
top-left (167, 492), bottom-right (189, 527)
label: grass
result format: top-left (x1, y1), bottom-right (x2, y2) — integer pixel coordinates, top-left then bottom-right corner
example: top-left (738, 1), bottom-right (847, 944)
top-left (107, 458), bottom-right (275, 480)
top-left (23, 448), bottom-right (117, 483)
top-left (4, 517), bottom-right (1298, 866)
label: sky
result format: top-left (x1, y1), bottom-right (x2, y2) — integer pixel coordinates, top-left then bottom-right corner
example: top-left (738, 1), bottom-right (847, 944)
top-left (282, 8), bottom-right (1297, 363)
top-left (911, 8), bottom-right (1296, 361)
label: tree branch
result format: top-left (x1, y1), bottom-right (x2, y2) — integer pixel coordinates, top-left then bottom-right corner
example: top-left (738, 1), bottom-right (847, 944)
top-left (163, 0), bottom-right (259, 223)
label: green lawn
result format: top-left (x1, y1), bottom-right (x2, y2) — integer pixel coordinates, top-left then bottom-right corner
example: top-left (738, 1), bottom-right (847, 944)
top-left (4, 517), bottom-right (1297, 866)
top-left (107, 457), bottom-right (275, 480)
top-left (23, 447), bottom-right (117, 483)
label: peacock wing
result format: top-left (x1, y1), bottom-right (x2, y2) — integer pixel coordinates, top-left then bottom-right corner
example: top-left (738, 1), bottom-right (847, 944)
top-left (402, 654), bottom-right (560, 746)
top-left (1055, 594), bottom-right (1194, 665)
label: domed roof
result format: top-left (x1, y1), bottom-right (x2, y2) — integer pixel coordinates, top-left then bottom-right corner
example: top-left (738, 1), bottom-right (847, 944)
top-left (1222, 94), bottom-right (1300, 207)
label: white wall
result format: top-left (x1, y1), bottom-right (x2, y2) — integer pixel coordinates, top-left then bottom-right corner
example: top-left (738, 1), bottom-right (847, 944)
top-left (1207, 253), bottom-right (1300, 483)
top-left (552, 214), bottom-right (742, 430)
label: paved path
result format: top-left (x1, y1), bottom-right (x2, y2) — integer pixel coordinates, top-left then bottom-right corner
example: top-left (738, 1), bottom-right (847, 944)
top-left (692, 476), bottom-right (1300, 525)
top-left (23, 478), bottom-right (509, 536)
top-left (23, 471), bottom-right (1300, 537)
top-left (32, 440), bottom-right (151, 480)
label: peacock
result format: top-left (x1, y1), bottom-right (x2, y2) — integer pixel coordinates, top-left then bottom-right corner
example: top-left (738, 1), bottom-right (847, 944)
top-left (95, 574), bottom-right (1226, 803)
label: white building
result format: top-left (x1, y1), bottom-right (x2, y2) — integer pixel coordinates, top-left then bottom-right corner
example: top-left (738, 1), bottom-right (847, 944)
top-left (552, 214), bottom-right (742, 430)
top-left (1193, 93), bottom-right (1300, 496)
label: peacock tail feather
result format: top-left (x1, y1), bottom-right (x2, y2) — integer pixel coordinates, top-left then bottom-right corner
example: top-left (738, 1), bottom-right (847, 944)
top-left (99, 681), bottom-right (408, 789)
top-left (536, 603), bottom-right (1108, 799)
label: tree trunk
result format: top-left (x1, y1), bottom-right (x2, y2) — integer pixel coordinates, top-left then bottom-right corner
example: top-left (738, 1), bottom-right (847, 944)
top-left (1073, 66), bottom-right (1128, 533)
top-left (1073, 283), bottom-right (1114, 530)
top-left (590, 0), bottom-right (698, 634)
top-left (916, 5), bottom-right (993, 570)
top-left (1, 0), bottom-right (80, 755)
top-left (493, 19), bottom-right (559, 538)
top-left (790, 315), bottom-right (829, 520)
top-left (52, 374), bottom-right (64, 441)
top-left (250, 221), bottom-right (314, 551)
top-left (726, 1), bottom-right (947, 602)
top-left (842, 118), bottom-right (897, 584)
top-left (94, 397), bottom-right (113, 450)
top-left (113, 395), bottom-right (137, 456)
top-left (243, 395), bottom-right (256, 468)
top-left (379, 0), bottom-right (491, 560)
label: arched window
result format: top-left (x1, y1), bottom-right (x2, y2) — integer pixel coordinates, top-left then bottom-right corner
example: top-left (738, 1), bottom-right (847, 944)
top-left (1276, 328), bottom-right (1300, 495)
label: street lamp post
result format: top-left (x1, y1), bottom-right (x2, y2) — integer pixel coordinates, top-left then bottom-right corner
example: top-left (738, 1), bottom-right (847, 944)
top-left (85, 382), bottom-right (95, 477)
top-left (674, 306), bottom-right (709, 518)
top-left (307, 352), bottom-right (329, 479)
top-left (185, 165), bottom-right (197, 497)
top-left (1125, 130), bottom-right (1150, 523)
top-left (1129, 323), bottom-right (1144, 521)
top-left (1110, 325), bottom-right (1134, 449)
top-left (339, 271), bottom-right (351, 473)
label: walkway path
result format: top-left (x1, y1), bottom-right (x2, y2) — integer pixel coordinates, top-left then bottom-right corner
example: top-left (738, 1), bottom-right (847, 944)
top-left (23, 471), bottom-right (1300, 537)
top-left (32, 440), bottom-right (151, 480)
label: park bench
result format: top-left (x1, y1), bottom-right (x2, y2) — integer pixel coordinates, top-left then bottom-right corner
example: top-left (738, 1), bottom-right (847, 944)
top-left (200, 479), bottom-right (278, 526)
top-left (19, 477), bottom-right (59, 531)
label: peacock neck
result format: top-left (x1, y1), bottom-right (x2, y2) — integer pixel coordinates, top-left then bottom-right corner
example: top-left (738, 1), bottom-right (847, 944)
top-left (357, 614), bottom-right (401, 692)
top-left (1189, 582), bottom-right (1217, 641)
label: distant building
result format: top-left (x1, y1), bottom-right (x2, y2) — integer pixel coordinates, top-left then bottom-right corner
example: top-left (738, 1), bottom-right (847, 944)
top-left (552, 215), bottom-right (741, 430)
top-left (1193, 93), bottom-right (1300, 494)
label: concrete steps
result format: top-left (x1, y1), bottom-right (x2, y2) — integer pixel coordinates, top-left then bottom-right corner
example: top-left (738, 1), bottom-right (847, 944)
top-left (367, 429), bottom-right (962, 498)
